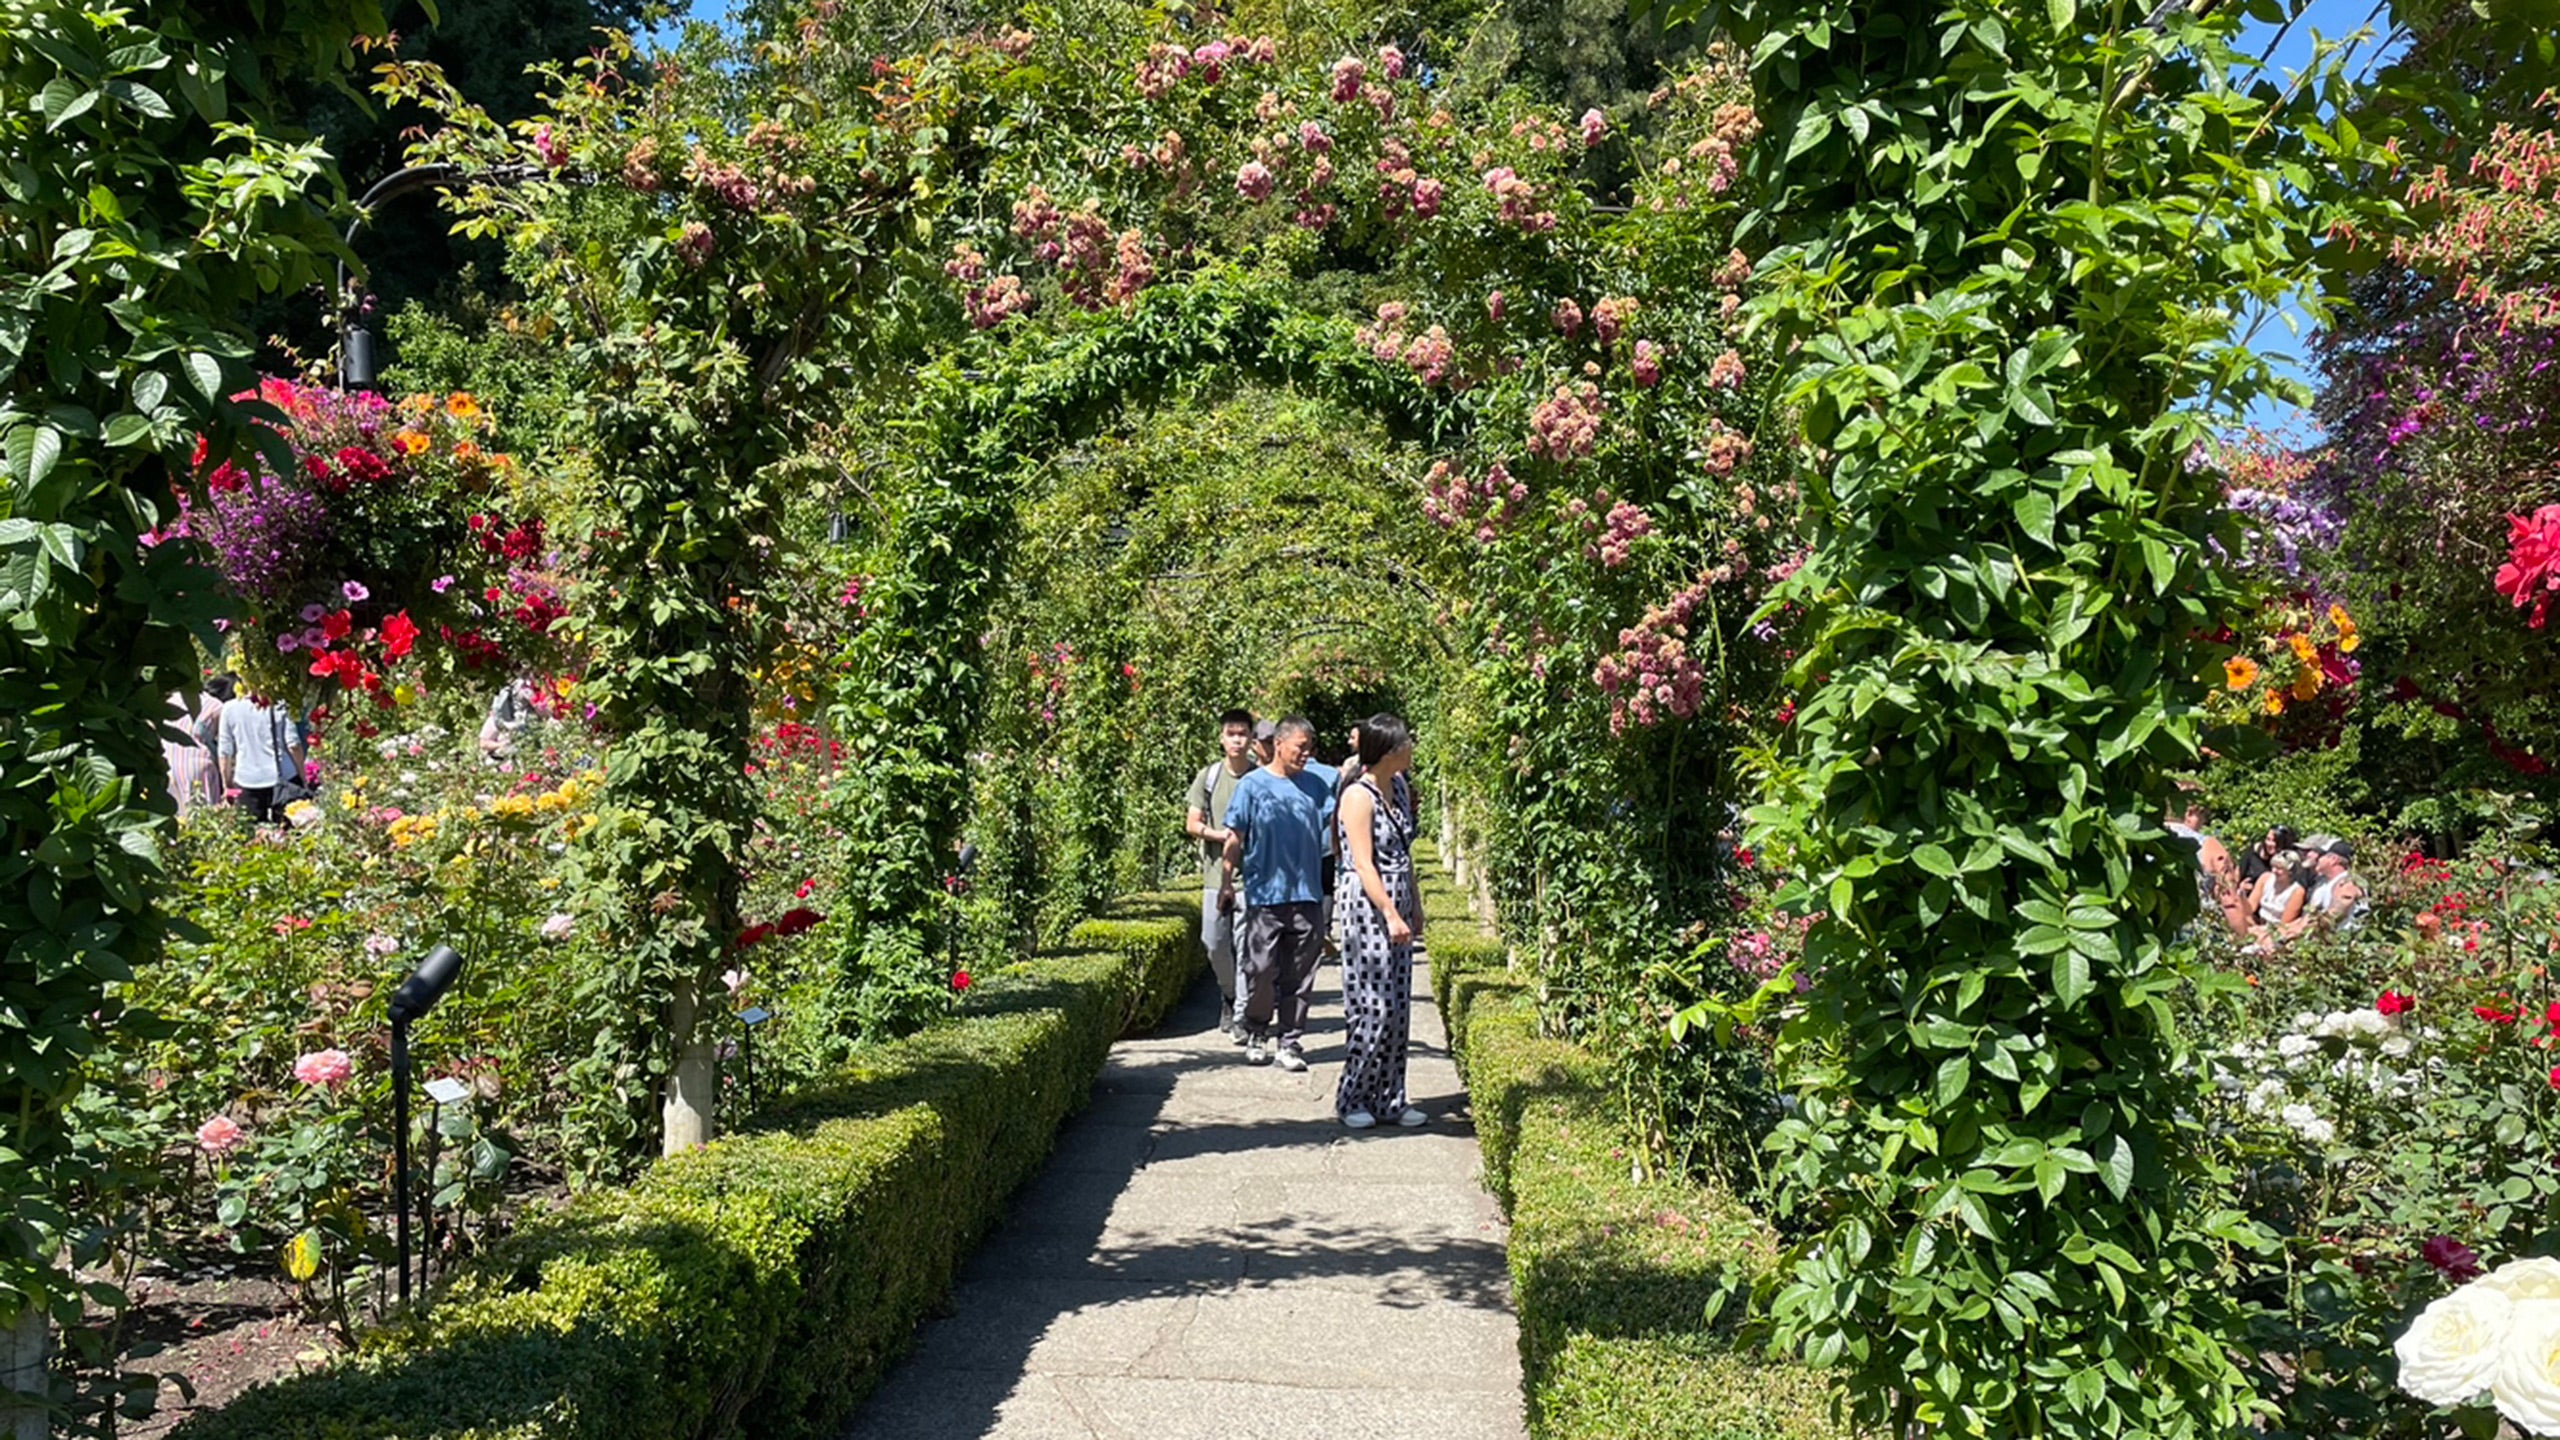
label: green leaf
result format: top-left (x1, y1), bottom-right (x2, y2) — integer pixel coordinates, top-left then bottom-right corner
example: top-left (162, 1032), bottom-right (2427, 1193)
top-left (40, 78), bottom-right (101, 130)
top-left (1913, 842), bottom-right (1958, 878)
top-left (2099, 1134), bottom-right (2134, 1201)
top-left (182, 352), bottom-right (225, 401)
top-left (2013, 490), bottom-right (2055, 546)
top-left (2052, 945), bottom-right (2091, 1006)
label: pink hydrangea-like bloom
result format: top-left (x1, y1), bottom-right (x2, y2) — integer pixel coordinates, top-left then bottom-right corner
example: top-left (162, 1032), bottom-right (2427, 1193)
top-left (1331, 55), bottom-right (1365, 103)
top-left (1579, 108), bottom-right (1607, 147)
top-left (1378, 44), bottom-right (1407, 79)
top-left (1715, 248), bottom-right (1752, 289)
top-left (944, 243), bottom-right (986, 284)
top-left (1108, 229), bottom-right (1155, 304)
top-left (1293, 202), bottom-right (1339, 231)
top-left (1402, 325), bottom-right (1456, 385)
top-left (293, 1049), bottom-right (355, 1088)
top-left (1594, 577), bottom-right (1712, 733)
top-left (1410, 176), bottom-right (1443, 217)
top-left (1247, 35), bottom-right (1279, 64)
top-left (1552, 298), bottom-right (1583, 337)
top-left (196, 1115), bottom-right (245, 1155)
top-left (1630, 339), bottom-right (1662, 388)
top-left (1708, 349), bottom-right (1747, 390)
top-left (676, 220), bottom-right (716, 267)
top-left (1528, 382), bottom-right (1605, 464)
top-left (1136, 42), bottom-right (1190, 99)
top-left (968, 276), bottom-right (1035, 330)
top-left (1236, 160), bottom-right (1275, 201)
top-left (1592, 296), bottom-right (1637, 347)
top-left (1191, 39), bottom-right (1230, 83)
top-left (1703, 421), bottom-right (1754, 475)
top-left (1298, 120), bottom-right (1332, 153)
top-left (1486, 290), bottom-right (1506, 322)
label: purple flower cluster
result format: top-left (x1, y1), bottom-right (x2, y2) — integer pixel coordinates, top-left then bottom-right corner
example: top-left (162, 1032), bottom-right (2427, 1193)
top-left (2225, 485), bottom-right (2346, 579)
top-left (176, 467), bottom-right (330, 611)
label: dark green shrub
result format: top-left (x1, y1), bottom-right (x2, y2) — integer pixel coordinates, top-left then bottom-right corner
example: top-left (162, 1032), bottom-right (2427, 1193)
top-left (1448, 977), bottom-right (1834, 1440)
top-left (175, 899), bottom-right (1198, 1440)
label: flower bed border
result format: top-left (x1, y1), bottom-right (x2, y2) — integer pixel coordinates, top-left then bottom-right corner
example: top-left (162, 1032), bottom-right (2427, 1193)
top-left (1417, 865), bottom-right (1837, 1440)
top-left (172, 896), bottom-right (1200, 1440)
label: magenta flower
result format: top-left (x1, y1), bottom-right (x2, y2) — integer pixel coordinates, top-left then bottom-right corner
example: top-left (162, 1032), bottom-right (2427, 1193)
top-left (300, 603), bottom-right (327, 623)
top-left (432, 574), bottom-right (456, 594)
top-left (342, 580), bottom-right (370, 602)
top-left (277, 632), bottom-right (302, 653)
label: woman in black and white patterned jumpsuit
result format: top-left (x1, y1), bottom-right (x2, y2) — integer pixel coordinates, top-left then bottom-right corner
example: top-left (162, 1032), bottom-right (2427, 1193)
top-left (1334, 713), bottom-right (1425, 1129)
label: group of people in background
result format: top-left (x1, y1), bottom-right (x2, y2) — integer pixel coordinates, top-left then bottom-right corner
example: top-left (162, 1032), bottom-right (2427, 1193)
top-left (2171, 797), bottom-right (2369, 950)
top-left (162, 674), bottom-right (309, 824)
top-left (1184, 709), bottom-right (1424, 1130)
top-left (160, 671), bottom-right (543, 825)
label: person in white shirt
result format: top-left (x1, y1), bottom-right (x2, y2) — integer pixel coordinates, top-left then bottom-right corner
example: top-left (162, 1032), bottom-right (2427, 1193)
top-left (216, 691), bottom-right (304, 824)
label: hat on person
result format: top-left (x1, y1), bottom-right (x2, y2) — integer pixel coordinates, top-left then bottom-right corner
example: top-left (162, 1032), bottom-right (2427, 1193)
top-left (1252, 719), bottom-right (1277, 742)
top-left (2325, 838), bottom-right (2356, 861)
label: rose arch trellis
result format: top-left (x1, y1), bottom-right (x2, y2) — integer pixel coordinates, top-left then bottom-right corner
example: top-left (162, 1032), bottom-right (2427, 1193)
top-left (824, 271), bottom-right (1477, 979)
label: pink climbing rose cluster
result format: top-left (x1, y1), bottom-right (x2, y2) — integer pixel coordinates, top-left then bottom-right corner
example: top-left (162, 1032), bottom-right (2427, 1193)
top-left (1421, 460), bottom-right (1527, 543)
top-left (1135, 33), bottom-right (1276, 98)
top-left (1355, 302), bottom-right (1461, 388)
top-left (1009, 185), bottom-right (1156, 310)
top-left (2496, 504), bottom-right (2560, 629)
top-left (1568, 490), bottom-right (1654, 568)
top-left (1593, 578), bottom-right (1714, 734)
top-left (1481, 166), bottom-right (1556, 231)
top-left (1528, 382), bottom-right (1605, 464)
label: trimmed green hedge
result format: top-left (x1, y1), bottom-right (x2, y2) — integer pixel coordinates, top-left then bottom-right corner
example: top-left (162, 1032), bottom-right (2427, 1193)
top-left (1423, 895), bottom-right (1837, 1439)
top-left (175, 896), bottom-right (1201, 1440)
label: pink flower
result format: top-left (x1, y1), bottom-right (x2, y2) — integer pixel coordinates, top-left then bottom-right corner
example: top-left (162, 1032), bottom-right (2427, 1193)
top-left (534, 125), bottom-right (566, 169)
top-left (276, 632), bottom-right (302, 653)
top-left (1630, 339), bottom-right (1662, 388)
top-left (432, 574), bottom-right (455, 593)
top-left (342, 580), bottom-right (370, 602)
top-left (292, 1048), bottom-right (354, 1088)
top-left (1236, 160), bottom-right (1275, 201)
top-left (722, 966), bottom-right (749, 997)
top-left (541, 912), bottom-right (576, 940)
top-left (1378, 44), bottom-right (1407, 79)
top-left (1486, 290), bottom-right (1506, 322)
top-left (1708, 349), bottom-right (1748, 390)
top-left (1551, 298), bottom-right (1583, 337)
top-left (1330, 55), bottom-right (1365, 103)
top-left (1580, 108), bottom-right (1607, 147)
top-left (196, 1115), bottom-right (245, 1155)
top-left (1409, 177), bottom-right (1443, 217)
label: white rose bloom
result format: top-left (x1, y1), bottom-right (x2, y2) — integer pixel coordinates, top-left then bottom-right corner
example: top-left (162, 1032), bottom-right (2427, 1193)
top-left (2397, 1282), bottom-right (2510, 1407)
top-left (2480, 1258), bottom-right (2560, 1304)
top-left (2382, 1034), bottom-right (2415, 1059)
top-left (2496, 1297), bottom-right (2560, 1434)
top-left (2246, 1079), bottom-right (2286, 1115)
top-left (2292, 1011), bottom-right (2320, 1032)
top-left (2296, 1115), bottom-right (2336, 1145)
top-left (2277, 1033), bottom-right (2318, 1062)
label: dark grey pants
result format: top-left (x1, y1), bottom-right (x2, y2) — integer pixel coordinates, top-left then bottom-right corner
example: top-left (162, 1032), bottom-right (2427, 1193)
top-left (1241, 900), bottom-right (1323, 1046)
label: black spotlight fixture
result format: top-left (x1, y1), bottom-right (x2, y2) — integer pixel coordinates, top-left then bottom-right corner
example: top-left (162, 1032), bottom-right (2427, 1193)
top-left (389, 944), bottom-right (464, 1305)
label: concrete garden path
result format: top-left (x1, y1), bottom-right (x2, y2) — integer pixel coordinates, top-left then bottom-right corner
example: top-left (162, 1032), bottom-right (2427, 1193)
top-left (840, 950), bottom-right (1525, 1440)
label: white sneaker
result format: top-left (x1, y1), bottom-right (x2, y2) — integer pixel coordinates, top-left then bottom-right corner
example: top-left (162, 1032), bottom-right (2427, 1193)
top-left (1395, 1107), bottom-right (1428, 1127)
top-left (1244, 1037), bottom-right (1271, 1066)
top-left (1275, 1046), bottom-right (1308, 1073)
top-left (1341, 1110), bottom-right (1377, 1129)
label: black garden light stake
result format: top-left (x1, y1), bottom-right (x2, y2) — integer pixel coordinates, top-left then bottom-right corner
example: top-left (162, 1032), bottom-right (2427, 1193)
top-left (388, 944), bottom-right (463, 1306)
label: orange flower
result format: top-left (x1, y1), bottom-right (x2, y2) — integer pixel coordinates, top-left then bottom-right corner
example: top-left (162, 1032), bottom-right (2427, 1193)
top-left (2265, 690), bottom-right (2286, 715)
top-left (392, 429), bottom-right (430, 457)
top-left (2224, 656), bottom-right (2260, 690)
top-left (2292, 668), bottom-right (2321, 701)
top-left (2329, 602), bottom-right (2354, 631)
top-left (2288, 633), bottom-right (2318, 663)
top-left (453, 441), bottom-right (482, 464)
top-left (445, 392), bottom-right (483, 423)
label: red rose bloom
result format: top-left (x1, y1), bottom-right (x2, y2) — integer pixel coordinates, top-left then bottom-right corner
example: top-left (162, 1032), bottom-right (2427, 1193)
top-left (951, 970), bottom-right (972, 992)
top-left (2478, 1001), bottom-right (2520, 1025)
top-left (2377, 990), bottom-right (2413, 1017)
top-left (380, 610), bottom-right (419, 659)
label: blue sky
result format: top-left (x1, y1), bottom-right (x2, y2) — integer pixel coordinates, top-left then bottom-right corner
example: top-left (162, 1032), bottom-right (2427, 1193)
top-left (655, 0), bottom-right (2388, 432)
